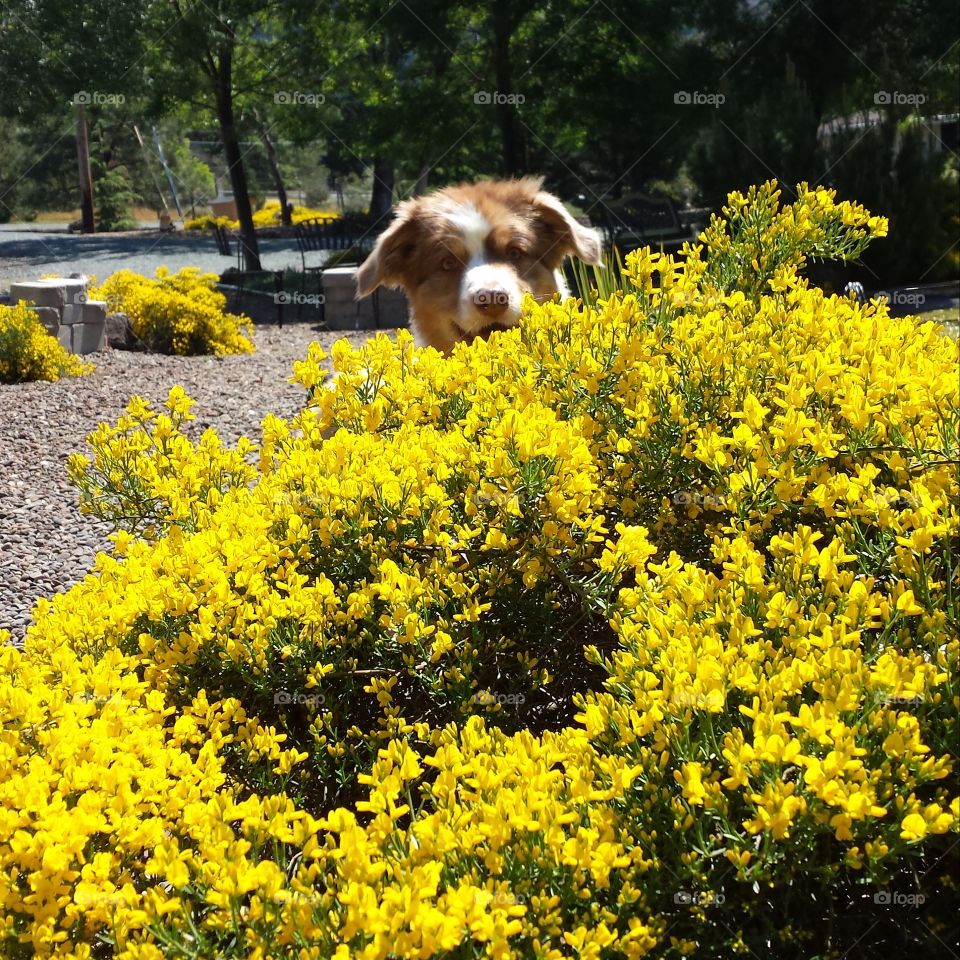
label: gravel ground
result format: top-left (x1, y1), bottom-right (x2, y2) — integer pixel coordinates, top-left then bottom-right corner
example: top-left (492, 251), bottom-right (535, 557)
top-left (0, 325), bottom-right (379, 642)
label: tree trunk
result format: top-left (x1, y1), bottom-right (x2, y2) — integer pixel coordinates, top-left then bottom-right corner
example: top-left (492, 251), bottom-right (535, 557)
top-left (216, 46), bottom-right (261, 271)
top-left (74, 102), bottom-right (95, 233)
top-left (254, 109), bottom-right (291, 226)
top-left (413, 162), bottom-right (430, 196)
top-left (369, 156), bottom-right (395, 227)
top-left (492, 3), bottom-right (522, 177)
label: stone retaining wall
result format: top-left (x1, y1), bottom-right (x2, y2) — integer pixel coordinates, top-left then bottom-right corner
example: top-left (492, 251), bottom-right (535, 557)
top-left (321, 266), bottom-right (409, 329)
top-left (8, 278), bottom-right (107, 354)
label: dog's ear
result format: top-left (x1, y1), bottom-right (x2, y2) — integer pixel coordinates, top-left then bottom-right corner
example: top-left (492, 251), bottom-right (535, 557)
top-left (356, 203), bottom-right (420, 298)
top-left (530, 190), bottom-right (603, 266)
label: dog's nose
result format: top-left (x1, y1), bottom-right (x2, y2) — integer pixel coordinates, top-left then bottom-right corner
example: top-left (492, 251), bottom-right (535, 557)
top-left (474, 288), bottom-right (509, 318)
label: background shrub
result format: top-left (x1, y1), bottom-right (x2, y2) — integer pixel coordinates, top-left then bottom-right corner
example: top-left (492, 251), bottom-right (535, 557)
top-left (93, 162), bottom-right (139, 232)
top-left (0, 301), bottom-right (92, 383)
top-left (91, 266), bottom-right (254, 355)
top-left (182, 212), bottom-right (232, 231)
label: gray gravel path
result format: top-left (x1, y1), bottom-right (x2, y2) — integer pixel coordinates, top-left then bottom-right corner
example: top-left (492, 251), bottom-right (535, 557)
top-left (0, 225), bottom-right (322, 288)
top-left (0, 325), bottom-right (378, 642)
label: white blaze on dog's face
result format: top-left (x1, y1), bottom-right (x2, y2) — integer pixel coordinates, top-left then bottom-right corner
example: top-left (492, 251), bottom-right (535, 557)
top-left (356, 177), bottom-right (602, 354)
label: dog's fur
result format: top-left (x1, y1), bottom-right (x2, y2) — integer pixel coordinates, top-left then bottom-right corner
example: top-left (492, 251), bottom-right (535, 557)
top-left (356, 177), bottom-right (602, 353)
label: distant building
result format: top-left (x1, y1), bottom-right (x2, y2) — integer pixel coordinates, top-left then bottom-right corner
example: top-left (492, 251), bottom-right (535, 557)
top-left (817, 110), bottom-right (959, 155)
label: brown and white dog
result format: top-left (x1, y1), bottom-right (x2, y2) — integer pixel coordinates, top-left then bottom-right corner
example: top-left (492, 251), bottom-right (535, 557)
top-left (356, 177), bottom-right (602, 354)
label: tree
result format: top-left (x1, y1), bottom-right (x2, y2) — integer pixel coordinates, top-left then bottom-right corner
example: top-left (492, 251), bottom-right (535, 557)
top-left (317, 0), bottom-right (503, 216)
top-left (685, 0), bottom-right (960, 205)
top-left (143, 0), bottom-right (325, 268)
top-left (0, 0), bottom-right (149, 231)
top-left (684, 0), bottom-right (959, 281)
top-left (317, 0), bottom-right (699, 217)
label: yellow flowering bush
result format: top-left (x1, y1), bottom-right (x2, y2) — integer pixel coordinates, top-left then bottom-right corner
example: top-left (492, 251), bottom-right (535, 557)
top-left (248, 201), bottom-right (341, 228)
top-left (0, 301), bottom-right (92, 383)
top-left (4, 182), bottom-right (958, 958)
top-left (183, 203), bottom-right (341, 231)
top-left (181, 213), bottom-right (232, 231)
top-left (90, 267), bottom-right (254, 355)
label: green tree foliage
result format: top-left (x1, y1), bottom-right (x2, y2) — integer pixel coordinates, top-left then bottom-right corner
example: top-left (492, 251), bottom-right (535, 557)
top-left (684, 0), bottom-right (959, 282)
top-left (0, 0), bottom-right (149, 228)
top-left (92, 162), bottom-right (139, 231)
top-left (0, 0), bottom-right (954, 282)
top-left (141, 0), bottom-right (340, 267)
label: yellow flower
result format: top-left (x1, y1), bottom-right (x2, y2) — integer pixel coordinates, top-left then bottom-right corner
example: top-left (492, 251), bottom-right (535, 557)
top-left (900, 813), bottom-right (928, 841)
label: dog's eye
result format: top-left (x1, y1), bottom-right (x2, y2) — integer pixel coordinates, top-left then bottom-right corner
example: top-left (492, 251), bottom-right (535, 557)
top-left (506, 245), bottom-right (525, 262)
top-left (441, 255), bottom-right (460, 271)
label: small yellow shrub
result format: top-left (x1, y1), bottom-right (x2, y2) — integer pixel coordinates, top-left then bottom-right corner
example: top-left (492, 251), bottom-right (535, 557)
top-left (90, 266), bottom-right (254, 355)
top-left (0, 301), bottom-right (92, 383)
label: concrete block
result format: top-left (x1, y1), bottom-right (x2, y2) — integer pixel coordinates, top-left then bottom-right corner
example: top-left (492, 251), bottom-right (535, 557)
top-left (321, 266), bottom-right (358, 291)
top-left (57, 325), bottom-right (72, 351)
top-left (82, 300), bottom-right (107, 323)
top-left (378, 289), bottom-right (410, 328)
top-left (319, 267), bottom-right (408, 329)
top-left (72, 319), bottom-right (107, 354)
top-left (9, 280), bottom-right (66, 311)
top-left (60, 278), bottom-right (89, 304)
top-left (323, 292), bottom-right (358, 309)
top-left (61, 298), bottom-right (105, 325)
top-left (321, 298), bottom-right (355, 329)
top-left (324, 297), bottom-right (374, 330)
top-left (61, 303), bottom-right (84, 324)
top-left (323, 282), bottom-right (356, 297)
top-left (29, 306), bottom-right (61, 336)
top-left (356, 298), bottom-right (377, 329)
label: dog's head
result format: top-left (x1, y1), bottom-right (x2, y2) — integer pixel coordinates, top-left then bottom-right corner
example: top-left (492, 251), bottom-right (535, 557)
top-left (356, 177), bottom-right (602, 352)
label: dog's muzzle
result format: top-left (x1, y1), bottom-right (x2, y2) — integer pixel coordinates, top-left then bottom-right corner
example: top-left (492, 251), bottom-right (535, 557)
top-left (473, 288), bottom-right (510, 319)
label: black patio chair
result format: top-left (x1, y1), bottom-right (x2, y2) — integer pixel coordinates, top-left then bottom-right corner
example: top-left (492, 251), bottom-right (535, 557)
top-left (294, 217), bottom-right (381, 323)
top-left (213, 224), bottom-right (242, 271)
top-left (212, 226), bottom-right (285, 325)
top-left (590, 195), bottom-right (695, 254)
